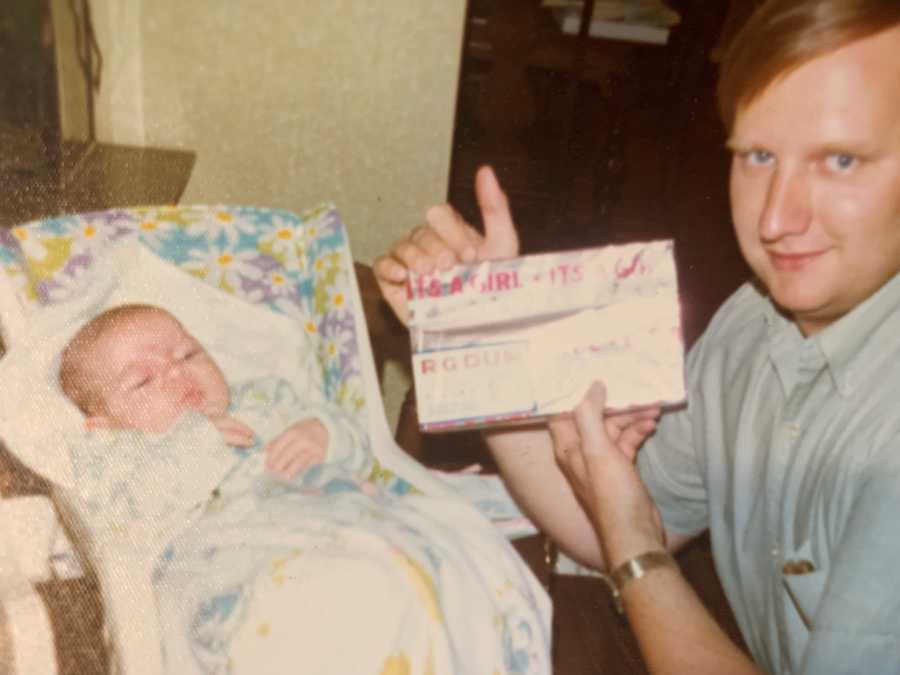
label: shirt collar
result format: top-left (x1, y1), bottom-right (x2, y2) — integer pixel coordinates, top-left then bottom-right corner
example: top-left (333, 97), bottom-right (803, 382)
top-left (764, 302), bottom-right (819, 398)
top-left (763, 271), bottom-right (900, 397)
top-left (816, 270), bottom-right (900, 395)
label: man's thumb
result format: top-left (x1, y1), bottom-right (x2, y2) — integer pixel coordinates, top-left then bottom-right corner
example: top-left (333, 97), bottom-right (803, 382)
top-left (475, 165), bottom-right (519, 260)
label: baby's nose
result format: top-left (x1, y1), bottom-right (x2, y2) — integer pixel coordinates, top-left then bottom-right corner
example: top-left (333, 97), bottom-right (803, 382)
top-left (165, 362), bottom-right (192, 384)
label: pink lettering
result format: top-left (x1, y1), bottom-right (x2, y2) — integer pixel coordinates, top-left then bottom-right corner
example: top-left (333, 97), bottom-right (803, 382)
top-left (449, 275), bottom-right (464, 295)
top-left (615, 252), bottom-right (646, 279)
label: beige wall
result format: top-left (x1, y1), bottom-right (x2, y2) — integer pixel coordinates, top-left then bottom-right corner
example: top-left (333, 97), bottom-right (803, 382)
top-left (89, 1), bottom-right (145, 145)
top-left (90, 2), bottom-right (468, 429)
top-left (92, 1), bottom-right (466, 264)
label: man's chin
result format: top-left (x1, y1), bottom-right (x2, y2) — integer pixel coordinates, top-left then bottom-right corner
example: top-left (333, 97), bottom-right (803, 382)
top-left (770, 293), bottom-right (845, 335)
top-left (767, 279), bottom-right (826, 312)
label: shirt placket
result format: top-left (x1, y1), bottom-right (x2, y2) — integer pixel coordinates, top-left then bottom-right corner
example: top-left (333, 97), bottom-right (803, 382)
top-left (768, 342), bottom-right (825, 673)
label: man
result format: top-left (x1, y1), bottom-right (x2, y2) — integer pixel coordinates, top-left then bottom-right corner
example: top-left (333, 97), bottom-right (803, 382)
top-left (375, 1), bottom-right (900, 672)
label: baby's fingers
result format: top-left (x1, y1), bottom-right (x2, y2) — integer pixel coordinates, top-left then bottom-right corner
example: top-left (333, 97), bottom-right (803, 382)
top-left (278, 452), bottom-right (317, 480)
top-left (264, 430), bottom-right (291, 455)
top-left (266, 444), bottom-right (322, 479)
top-left (211, 415), bottom-right (256, 447)
top-left (264, 436), bottom-right (293, 472)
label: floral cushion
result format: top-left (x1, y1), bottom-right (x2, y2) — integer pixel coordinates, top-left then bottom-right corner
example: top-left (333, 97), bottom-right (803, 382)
top-left (0, 204), bottom-right (364, 414)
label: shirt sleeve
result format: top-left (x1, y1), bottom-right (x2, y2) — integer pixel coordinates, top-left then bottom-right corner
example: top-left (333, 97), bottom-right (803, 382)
top-left (798, 447), bottom-right (900, 674)
top-left (636, 334), bottom-right (710, 536)
top-left (294, 402), bottom-right (373, 480)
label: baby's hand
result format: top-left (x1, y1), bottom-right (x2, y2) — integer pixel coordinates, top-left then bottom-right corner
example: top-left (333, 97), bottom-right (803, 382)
top-left (264, 418), bottom-right (329, 480)
top-left (209, 415), bottom-right (256, 448)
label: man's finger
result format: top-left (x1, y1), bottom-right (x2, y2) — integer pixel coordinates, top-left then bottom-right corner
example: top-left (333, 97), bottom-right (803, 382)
top-left (373, 255), bottom-right (413, 325)
top-left (605, 406), bottom-right (661, 431)
top-left (425, 204), bottom-right (483, 264)
top-left (390, 238), bottom-right (438, 276)
top-left (548, 413), bottom-right (582, 465)
top-left (373, 254), bottom-right (408, 285)
top-left (409, 223), bottom-right (461, 271)
top-left (573, 382), bottom-right (610, 458)
top-left (618, 419), bottom-right (658, 461)
top-left (474, 166), bottom-right (519, 260)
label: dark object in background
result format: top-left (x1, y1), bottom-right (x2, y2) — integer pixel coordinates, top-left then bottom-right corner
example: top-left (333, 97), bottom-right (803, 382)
top-left (0, 0), bottom-right (100, 182)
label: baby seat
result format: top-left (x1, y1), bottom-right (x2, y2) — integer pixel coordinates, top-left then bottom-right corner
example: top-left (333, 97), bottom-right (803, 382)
top-left (0, 205), bottom-right (549, 675)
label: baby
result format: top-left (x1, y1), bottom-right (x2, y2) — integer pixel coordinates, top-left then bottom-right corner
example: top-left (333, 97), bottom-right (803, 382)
top-left (59, 303), bottom-right (332, 480)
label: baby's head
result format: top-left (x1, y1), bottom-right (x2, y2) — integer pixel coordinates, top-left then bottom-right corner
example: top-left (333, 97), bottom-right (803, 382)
top-left (59, 304), bottom-right (230, 433)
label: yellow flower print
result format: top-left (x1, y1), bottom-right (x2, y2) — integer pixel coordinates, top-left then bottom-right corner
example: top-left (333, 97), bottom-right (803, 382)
top-left (380, 653), bottom-right (411, 675)
top-left (137, 218), bottom-right (176, 248)
top-left (393, 553), bottom-right (440, 621)
top-left (70, 219), bottom-right (112, 256)
top-left (12, 226), bottom-right (48, 262)
top-left (186, 247), bottom-right (262, 292)
top-left (327, 285), bottom-right (349, 314)
top-left (266, 270), bottom-right (292, 296)
top-left (259, 216), bottom-right (305, 271)
top-left (187, 209), bottom-right (254, 246)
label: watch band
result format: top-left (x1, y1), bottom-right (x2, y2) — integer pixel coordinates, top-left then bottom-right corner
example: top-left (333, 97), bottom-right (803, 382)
top-left (601, 550), bottom-right (678, 614)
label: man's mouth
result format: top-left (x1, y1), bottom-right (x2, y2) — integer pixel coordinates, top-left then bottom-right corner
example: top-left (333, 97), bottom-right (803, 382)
top-left (767, 249), bottom-right (826, 271)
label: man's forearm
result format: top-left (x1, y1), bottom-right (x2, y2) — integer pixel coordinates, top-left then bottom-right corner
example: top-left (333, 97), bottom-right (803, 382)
top-left (620, 563), bottom-right (761, 675)
top-left (483, 424), bottom-right (609, 569)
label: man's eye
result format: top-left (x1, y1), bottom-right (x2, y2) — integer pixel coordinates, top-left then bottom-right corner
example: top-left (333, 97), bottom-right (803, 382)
top-left (825, 153), bottom-right (857, 172)
top-left (743, 149), bottom-right (774, 167)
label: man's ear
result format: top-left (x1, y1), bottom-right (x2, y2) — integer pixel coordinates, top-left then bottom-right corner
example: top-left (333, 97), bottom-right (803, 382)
top-left (85, 416), bottom-right (113, 432)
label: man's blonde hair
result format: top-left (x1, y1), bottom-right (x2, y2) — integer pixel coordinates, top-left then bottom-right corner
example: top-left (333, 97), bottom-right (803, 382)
top-left (59, 304), bottom-right (169, 414)
top-left (718, 0), bottom-right (900, 133)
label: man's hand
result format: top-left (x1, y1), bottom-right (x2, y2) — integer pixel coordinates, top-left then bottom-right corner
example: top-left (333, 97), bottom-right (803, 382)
top-left (374, 165), bottom-right (520, 324)
top-left (548, 383), bottom-right (664, 568)
top-left (264, 418), bottom-right (330, 480)
top-left (209, 415), bottom-right (256, 448)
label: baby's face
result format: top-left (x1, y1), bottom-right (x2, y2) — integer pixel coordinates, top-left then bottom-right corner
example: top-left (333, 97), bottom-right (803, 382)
top-left (83, 310), bottom-right (230, 433)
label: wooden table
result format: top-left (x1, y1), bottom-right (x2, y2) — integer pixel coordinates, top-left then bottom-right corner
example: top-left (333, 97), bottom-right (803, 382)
top-left (0, 142), bottom-right (195, 228)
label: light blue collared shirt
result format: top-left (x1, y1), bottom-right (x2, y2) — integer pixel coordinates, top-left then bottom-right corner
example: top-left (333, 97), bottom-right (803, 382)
top-left (638, 273), bottom-right (900, 674)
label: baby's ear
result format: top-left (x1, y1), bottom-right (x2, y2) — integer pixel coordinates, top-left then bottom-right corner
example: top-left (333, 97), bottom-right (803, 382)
top-left (84, 416), bottom-right (113, 432)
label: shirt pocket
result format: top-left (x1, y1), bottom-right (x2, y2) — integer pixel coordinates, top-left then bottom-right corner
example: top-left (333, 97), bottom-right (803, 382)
top-left (781, 540), bottom-right (827, 671)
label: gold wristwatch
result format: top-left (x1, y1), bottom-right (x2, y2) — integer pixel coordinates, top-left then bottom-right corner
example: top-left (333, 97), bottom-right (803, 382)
top-left (600, 550), bottom-right (678, 614)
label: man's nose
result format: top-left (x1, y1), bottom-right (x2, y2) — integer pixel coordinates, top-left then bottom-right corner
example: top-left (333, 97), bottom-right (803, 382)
top-left (758, 166), bottom-right (812, 241)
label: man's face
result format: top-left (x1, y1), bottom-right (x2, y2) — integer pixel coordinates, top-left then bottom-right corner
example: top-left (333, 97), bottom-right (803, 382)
top-left (85, 310), bottom-right (231, 433)
top-left (729, 26), bottom-right (900, 336)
